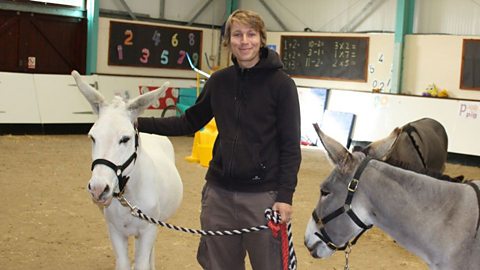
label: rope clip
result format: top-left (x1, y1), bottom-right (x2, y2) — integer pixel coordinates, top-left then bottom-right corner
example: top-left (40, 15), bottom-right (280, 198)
top-left (116, 195), bottom-right (138, 212)
top-left (344, 243), bottom-right (352, 270)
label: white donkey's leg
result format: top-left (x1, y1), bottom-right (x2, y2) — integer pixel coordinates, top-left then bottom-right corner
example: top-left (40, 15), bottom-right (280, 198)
top-left (133, 225), bottom-right (158, 270)
top-left (149, 245), bottom-right (156, 270)
top-left (108, 224), bottom-right (131, 270)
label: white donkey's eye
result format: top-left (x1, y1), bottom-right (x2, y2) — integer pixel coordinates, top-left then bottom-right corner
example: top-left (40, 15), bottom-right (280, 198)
top-left (119, 136), bottom-right (130, 144)
top-left (89, 135), bottom-right (96, 143)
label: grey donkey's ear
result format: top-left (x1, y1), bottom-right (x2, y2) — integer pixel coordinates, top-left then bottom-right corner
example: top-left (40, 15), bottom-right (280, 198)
top-left (126, 81), bottom-right (170, 119)
top-left (313, 123), bottom-right (351, 166)
top-left (71, 70), bottom-right (104, 114)
top-left (362, 127), bottom-right (401, 160)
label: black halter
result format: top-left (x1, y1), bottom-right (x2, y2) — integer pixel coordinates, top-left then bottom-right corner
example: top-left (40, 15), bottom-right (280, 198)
top-left (311, 157), bottom-right (373, 251)
top-left (91, 131), bottom-right (139, 197)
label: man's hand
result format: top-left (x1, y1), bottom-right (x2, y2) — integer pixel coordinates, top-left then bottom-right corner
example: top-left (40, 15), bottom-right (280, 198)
top-left (272, 202), bottom-right (293, 224)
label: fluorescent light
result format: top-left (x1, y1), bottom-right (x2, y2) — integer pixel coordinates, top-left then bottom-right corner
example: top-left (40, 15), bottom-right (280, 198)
top-left (30, 0), bottom-right (84, 8)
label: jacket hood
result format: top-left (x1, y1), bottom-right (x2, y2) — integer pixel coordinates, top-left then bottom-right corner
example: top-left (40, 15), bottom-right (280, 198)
top-left (232, 47), bottom-right (284, 71)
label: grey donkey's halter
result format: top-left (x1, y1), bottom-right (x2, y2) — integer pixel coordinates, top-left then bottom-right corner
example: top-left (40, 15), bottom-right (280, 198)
top-left (311, 157), bottom-right (373, 251)
top-left (311, 157), bottom-right (373, 270)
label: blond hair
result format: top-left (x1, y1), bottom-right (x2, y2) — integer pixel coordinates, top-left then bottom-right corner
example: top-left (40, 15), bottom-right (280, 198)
top-left (222, 9), bottom-right (267, 48)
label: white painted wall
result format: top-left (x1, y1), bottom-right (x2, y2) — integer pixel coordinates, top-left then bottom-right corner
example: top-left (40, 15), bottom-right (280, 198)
top-left (415, 0), bottom-right (480, 36)
top-left (0, 72), bottom-right (41, 123)
top-left (326, 89), bottom-right (480, 156)
top-left (402, 34), bottom-right (480, 100)
top-left (22, 73), bottom-right (198, 124)
top-left (34, 73), bottom-right (97, 123)
top-left (5, 70), bottom-right (479, 155)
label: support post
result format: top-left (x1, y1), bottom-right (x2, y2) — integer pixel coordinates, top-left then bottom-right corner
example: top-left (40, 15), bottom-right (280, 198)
top-left (86, 0), bottom-right (99, 75)
top-left (390, 0), bottom-right (415, 93)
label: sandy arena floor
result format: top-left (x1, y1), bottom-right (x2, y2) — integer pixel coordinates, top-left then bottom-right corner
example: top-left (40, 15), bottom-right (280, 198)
top-left (1, 134), bottom-right (480, 270)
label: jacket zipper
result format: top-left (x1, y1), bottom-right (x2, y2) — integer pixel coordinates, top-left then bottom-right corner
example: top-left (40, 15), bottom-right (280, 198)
top-left (227, 69), bottom-right (245, 178)
top-left (227, 106), bottom-right (240, 178)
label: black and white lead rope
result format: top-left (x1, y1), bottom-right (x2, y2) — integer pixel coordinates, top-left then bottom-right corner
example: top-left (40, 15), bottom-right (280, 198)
top-left (117, 195), bottom-right (297, 270)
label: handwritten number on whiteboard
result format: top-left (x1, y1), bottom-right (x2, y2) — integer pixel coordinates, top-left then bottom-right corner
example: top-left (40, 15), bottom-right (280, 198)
top-left (124, 30), bottom-right (133, 45)
top-left (372, 80), bottom-right (385, 89)
top-left (378, 53), bottom-right (384, 63)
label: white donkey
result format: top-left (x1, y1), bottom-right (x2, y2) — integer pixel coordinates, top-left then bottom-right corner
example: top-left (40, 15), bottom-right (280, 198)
top-left (71, 71), bottom-right (183, 270)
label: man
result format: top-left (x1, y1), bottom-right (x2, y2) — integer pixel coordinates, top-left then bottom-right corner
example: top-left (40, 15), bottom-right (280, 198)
top-left (137, 9), bottom-right (301, 270)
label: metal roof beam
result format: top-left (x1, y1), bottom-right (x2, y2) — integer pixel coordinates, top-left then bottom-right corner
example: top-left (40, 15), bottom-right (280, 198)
top-left (187, 0), bottom-right (213, 26)
top-left (0, 1), bottom-right (85, 18)
top-left (259, 0), bottom-right (288, 31)
top-left (118, 0), bottom-right (137, 20)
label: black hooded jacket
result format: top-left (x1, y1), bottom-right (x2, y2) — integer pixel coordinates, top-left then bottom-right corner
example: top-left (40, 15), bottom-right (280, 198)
top-left (138, 48), bottom-right (301, 204)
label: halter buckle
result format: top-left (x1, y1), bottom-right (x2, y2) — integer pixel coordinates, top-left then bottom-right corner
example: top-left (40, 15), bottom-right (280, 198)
top-left (348, 179), bottom-right (359, 192)
top-left (327, 241), bottom-right (339, 250)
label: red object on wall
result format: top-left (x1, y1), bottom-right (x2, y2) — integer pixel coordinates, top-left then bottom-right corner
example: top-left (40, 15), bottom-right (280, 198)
top-left (138, 86), bottom-right (178, 110)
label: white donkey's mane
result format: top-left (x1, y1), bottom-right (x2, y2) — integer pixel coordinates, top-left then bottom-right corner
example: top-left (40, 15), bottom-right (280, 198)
top-left (111, 95), bottom-right (127, 106)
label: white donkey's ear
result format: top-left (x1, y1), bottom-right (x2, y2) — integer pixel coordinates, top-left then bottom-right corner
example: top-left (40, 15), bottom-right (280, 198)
top-left (127, 82), bottom-right (170, 119)
top-left (71, 70), bottom-right (104, 114)
top-left (313, 123), bottom-right (351, 166)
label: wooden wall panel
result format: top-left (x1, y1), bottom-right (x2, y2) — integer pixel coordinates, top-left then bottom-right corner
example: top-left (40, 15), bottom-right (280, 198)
top-left (0, 10), bottom-right (21, 72)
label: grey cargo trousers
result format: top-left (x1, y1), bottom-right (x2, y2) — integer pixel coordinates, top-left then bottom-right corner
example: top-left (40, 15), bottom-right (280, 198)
top-left (196, 183), bottom-right (283, 270)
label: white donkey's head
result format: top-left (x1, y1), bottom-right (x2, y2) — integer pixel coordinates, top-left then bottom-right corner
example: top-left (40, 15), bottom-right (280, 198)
top-left (71, 70), bottom-right (169, 206)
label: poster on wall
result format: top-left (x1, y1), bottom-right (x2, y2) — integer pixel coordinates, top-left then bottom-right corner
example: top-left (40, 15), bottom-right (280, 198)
top-left (320, 110), bottom-right (356, 149)
top-left (298, 88), bottom-right (328, 146)
top-left (458, 101), bottom-right (480, 120)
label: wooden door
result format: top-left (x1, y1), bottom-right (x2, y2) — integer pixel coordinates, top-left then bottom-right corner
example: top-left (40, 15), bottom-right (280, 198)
top-left (0, 10), bottom-right (86, 74)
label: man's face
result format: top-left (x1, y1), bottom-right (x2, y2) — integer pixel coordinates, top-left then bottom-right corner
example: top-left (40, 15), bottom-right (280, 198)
top-left (229, 22), bottom-right (261, 69)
